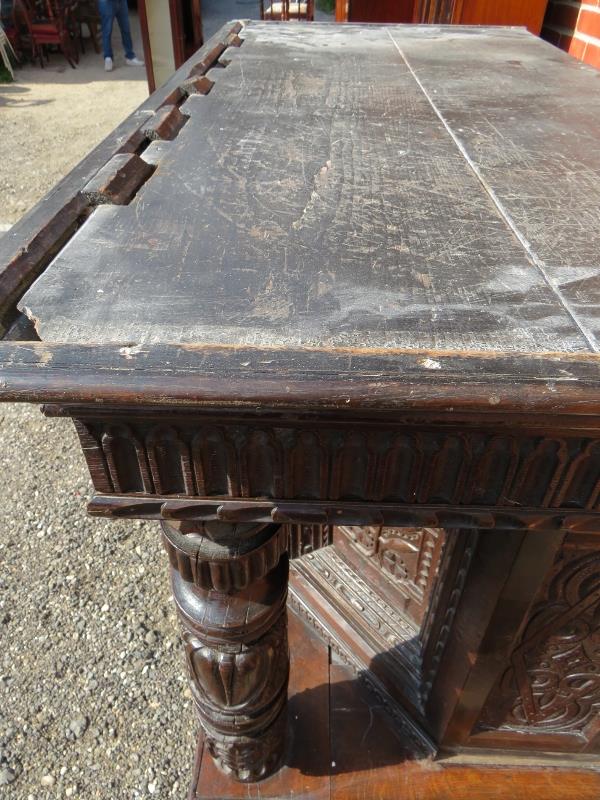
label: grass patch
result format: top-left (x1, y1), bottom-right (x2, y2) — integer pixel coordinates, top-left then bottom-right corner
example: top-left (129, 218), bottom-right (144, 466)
top-left (0, 63), bottom-right (13, 83)
top-left (317, 0), bottom-right (335, 13)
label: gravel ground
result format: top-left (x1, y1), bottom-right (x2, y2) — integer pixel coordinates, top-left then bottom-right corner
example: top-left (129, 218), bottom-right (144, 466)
top-left (0, 14), bottom-right (193, 800)
top-left (0, 15), bottom-right (147, 228)
top-left (0, 6), bottom-right (334, 797)
top-left (0, 406), bottom-right (195, 800)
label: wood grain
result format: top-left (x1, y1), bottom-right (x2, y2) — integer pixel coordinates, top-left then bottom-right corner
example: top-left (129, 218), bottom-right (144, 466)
top-left (0, 20), bottom-right (243, 336)
top-left (2, 20), bottom-right (600, 796)
top-left (2, 341), bottom-right (600, 413)
top-left (18, 24), bottom-right (600, 356)
top-left (390, 26), bottom-right (600, 349)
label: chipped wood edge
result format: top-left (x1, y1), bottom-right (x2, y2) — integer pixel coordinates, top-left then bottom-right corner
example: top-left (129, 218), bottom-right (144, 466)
top-left (0, 20), bottom-right (246, 336)
top-left (1, 341), bottom-right (600, 413)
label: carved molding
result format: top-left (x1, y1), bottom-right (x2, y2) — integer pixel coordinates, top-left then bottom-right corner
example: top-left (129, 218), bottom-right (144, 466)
top-left (287, 523), bottom-right (333, 559)
top-left (292, 544), bottom-right (425, 714)
top-left (476, 542), bottom-right (600, 743)
top-left (162, 521), bottom-right (288, 592)
top-left (74, 418), bottom-right (600, 512)
top-left (88, 493), bottom-right (600, 531)
top-left (302, 547), bottom-right (420, 647)
top-left (291, 530), bottom-right (477, 717)
top-left (419, 531), bottom-right (479, 703)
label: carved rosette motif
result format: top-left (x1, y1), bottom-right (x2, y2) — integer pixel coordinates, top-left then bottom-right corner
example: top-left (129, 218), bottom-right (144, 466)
top-left (477, 544), bottom-right (600, 741)
top-left (166, 520), bottom-right (290, 782)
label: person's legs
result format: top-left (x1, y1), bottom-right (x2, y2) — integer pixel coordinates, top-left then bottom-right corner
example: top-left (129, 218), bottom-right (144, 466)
top-left (114, 0), bottom-right (135, 60)
top-left (98, 0), bottom-right (115, 59)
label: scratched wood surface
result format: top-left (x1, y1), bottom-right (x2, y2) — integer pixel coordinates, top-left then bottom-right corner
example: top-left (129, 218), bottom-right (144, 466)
top-left (393, 25), bottom-right (600, 351)
top-left (19, 23), bottom-right (600, 356)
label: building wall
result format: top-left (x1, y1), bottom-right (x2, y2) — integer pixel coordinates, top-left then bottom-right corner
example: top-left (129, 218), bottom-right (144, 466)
top-left (542, 0), bottom-right (600, 69)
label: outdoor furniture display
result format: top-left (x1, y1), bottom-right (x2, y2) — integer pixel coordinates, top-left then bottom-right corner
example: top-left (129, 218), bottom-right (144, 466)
top-left (260, 0), bottom-right (314, 22)
top-left (0, 0), bottom-right (18, 51)
top-left (21, 0), bottom-right (79, 67)
top-left (1, 0), bottom-right (34, 62)
top-left (1, 20), bottom-right (600, 800)
top-left (137, 0), bottom-right (204, 93)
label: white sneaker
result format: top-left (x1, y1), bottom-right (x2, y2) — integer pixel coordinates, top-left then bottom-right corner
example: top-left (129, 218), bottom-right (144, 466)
top-left (126, 57), bottom-right (144, 66)
top-left (104, 57), bottom-right (113, 72)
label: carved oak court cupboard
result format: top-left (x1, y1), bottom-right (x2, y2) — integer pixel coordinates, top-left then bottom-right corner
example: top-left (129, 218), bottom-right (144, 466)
top-left (1, 20), bottom-right (600, 800)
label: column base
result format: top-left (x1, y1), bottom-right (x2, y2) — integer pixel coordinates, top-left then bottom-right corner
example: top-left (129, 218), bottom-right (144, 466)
top-left (190, 608), bottom-right (332, 799)
top-left (201, 702), bottom-right (287, 783)
top-left (189, 610), bottom-right (600, 800)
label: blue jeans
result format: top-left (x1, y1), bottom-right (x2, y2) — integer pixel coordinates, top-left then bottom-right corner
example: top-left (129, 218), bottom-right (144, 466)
top-left (98, 0), bottom-right (135, 60)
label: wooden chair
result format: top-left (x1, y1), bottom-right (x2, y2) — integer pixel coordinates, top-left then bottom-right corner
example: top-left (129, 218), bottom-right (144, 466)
top-left (22, 0), bottom-right (79, 68)
top-left (260, 0), bottom-right (315, 21)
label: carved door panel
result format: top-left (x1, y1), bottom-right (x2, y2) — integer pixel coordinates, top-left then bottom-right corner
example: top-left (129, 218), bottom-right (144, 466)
top-left (291, 525), bottom-right (600, 759)
top-left (470, 534), bottom-right (600, 753)
top-left (334, 525), bottom-right (446, 628)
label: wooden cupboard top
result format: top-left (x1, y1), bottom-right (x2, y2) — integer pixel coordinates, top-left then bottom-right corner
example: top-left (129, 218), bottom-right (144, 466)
top-left (2, 23), bottom-right (600, 412)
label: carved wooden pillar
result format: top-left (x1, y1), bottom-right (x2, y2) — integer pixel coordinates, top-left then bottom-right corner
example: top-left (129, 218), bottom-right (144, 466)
top-left (162, 519), bottom-right (289, 782)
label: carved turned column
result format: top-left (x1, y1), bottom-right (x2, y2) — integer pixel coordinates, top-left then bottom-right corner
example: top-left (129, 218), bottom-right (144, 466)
top-left (161, 520), bottom-right (289, 782)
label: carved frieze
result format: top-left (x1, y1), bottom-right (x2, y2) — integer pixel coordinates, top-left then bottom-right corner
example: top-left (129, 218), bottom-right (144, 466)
top-left (74, 417), bottom-right (600, 512)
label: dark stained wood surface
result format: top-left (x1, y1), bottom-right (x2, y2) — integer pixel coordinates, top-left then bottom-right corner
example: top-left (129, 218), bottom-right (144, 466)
top-left (192, 609), bottom-right (330, 798)
top-left (394, 26), bottom-right (600, 347)
top-left (0, 21), bottom-right (242, 337)
top-left (194, 605), bottom-right (600, 800)
top-left (2, 341), bottom-right (600, 413)
top-left (4, 24), bottom-right (600, 792)
top-left (18, 24), bottom-right (600, 358)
